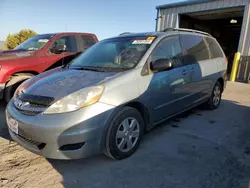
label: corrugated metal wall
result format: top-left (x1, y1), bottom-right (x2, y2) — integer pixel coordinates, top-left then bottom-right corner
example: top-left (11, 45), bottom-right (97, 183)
top-left (157, 0), bottom-right (250, 55)
top-left (239, 4), bottom-right (250, 55)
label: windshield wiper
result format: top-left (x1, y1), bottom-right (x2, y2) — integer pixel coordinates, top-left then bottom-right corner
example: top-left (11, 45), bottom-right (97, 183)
top-left (70, 66), bottom-right (108, 72)
top-left (13, 48), bottom-right (27, 51)
top-left (70, 66), bottom-right (129, 72)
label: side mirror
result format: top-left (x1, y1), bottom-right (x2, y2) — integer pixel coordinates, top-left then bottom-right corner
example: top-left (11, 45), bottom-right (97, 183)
top-left (150, 58), bottom-right (173, 72)
top-left (51, 44), bottom-right (67, 54)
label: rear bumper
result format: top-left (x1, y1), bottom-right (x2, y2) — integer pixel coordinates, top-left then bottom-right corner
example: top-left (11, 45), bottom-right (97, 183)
top-left (0, 84), bottom-right (5, 99)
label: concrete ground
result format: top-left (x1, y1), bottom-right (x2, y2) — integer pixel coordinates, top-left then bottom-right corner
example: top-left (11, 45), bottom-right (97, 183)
top-left (0, 81), bottom-right (250, 188)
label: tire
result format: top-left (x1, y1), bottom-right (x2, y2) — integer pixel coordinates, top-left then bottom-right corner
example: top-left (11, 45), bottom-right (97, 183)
top-left (104, 106), bottom-right (144, 160)
top-left (206, 81), bottom-right (222, 110)
top-left (4, 73), bottom-right (33, 103)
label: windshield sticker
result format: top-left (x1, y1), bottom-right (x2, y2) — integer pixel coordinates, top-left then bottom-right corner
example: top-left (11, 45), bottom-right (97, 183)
top-left (132, 37), bottom-right (155, 44)
top-left (146, 36), bottom-right (155, 41)
top-left (132, 40), bottom-right (153, 44)
top-left (38, 39), bottom-right (49, 43)
top-left (28, 47), bottom-right (39, 51)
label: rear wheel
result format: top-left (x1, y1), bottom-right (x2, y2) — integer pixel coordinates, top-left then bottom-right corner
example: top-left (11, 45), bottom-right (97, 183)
top-left (4, 73), bottom-right (33, 103)
top-left (105, 107), bottom-right (144, 160)
top-left (206, 81), bottom-right (222, 110)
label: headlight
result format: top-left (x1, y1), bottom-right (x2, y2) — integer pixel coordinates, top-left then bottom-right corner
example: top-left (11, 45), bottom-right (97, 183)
top-left (44, 86), bottom-right (104, 114)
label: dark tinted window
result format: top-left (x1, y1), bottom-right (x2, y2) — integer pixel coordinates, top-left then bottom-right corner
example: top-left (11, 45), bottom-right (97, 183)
top-left (77, 35), bottom-right (96, 51)
top-left (205, 37), bottom-right (224, 58)
top-left (50, 36), bottom-right (77, 53)
top-left (181, 35), bottom-right (209, 61)
top-left (151, 36), bottom-right (183, 68)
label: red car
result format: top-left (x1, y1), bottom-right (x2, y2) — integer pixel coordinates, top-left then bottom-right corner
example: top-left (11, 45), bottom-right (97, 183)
top-left (0, 32), bottom-right (98, 102)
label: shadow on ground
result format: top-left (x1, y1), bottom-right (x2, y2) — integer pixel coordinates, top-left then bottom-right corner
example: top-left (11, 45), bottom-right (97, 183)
top-left (47, 99), bottom-right (250, 188)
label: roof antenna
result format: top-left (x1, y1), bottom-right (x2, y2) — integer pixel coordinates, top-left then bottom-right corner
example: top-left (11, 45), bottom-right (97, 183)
top-left (62, 23), bottom-right (67, 67)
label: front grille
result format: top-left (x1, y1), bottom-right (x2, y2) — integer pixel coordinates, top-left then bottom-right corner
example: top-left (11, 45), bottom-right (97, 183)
top-left (13, 132), bottom-right (46, 150)
top-left (14, 95), bottom-right (48, 116)
top-left (19, 93), bottom-right (54, 107)
top-left (29, 103), bottom-right (48, 108)
top-left (14, 107), bottom-right (42, 116)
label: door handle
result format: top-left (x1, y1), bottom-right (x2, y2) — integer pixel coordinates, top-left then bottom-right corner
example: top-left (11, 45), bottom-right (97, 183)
top-left (182, 69), bottom-right (188, 75)
top-left (190, 67), bottom-right (194, 72)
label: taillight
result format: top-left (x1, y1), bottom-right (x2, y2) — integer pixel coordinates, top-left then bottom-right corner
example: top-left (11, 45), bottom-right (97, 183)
top-left (225, 57), bottom-right (228, 64)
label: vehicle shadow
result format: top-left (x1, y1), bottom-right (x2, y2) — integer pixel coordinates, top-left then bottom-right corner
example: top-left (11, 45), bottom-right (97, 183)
top-left (0, 100), bottom-right (10, 140)
top-left (47, 99), bottom-right (250, 188)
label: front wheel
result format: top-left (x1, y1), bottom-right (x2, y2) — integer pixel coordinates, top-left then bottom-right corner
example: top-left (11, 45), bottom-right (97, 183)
top-left (104, 107), bottom-right (144, 160)
top-left (4, 74), bottom-right (33, 103)
top-left (206, 81), bottom-right (222, 110)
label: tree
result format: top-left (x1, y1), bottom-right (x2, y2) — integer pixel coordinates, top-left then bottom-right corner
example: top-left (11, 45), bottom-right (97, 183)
top-left (4, 29), bottom-right (37, 50)
top-left (4, 34), bottom-right (19, 50)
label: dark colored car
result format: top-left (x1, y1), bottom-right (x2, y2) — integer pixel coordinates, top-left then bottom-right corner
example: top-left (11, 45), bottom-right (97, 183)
top-left (0, 32), bottom-right (98, 102)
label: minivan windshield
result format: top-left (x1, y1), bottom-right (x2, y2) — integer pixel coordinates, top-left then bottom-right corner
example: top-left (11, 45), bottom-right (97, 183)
top-left (14, 34), bottom-right (54, 51)
top-left (69, 36), bottom-right (155, 71)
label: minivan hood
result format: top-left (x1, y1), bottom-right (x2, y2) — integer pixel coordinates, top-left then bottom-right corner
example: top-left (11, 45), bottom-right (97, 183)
top-left (20, 67), bottom-right (119, 101)
top-left (0, 50), bottom-right (35, 61)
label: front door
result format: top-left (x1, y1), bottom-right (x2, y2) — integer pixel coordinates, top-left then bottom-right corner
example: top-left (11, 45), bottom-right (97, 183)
top-left (138, 35), bottom-right (192, 123)
top-left (45, 35), bottom-right (79, 69)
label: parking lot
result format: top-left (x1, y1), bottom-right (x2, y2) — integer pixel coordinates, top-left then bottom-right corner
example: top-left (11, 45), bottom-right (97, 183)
top-left (0, 81), bottom-right (250, 188)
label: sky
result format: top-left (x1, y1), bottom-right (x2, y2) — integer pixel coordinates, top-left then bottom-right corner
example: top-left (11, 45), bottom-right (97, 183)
top-left (0, 0), bottom-right (183, 41)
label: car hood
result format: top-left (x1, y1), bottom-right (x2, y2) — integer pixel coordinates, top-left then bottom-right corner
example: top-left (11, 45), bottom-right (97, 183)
top-left (0, 49), bottom-right (35, 61)
top-left (19, 67), bottom-right (120, 101)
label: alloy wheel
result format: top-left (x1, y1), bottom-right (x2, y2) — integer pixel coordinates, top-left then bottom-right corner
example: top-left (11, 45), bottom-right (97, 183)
top-left (116, 117), bottom-right (140, 153)
top-left (213, 85), bottom-right (221, 106)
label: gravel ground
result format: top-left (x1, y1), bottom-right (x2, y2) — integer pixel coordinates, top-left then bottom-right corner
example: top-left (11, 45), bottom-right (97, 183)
top-left (0, 81), bottom-right (250, 188)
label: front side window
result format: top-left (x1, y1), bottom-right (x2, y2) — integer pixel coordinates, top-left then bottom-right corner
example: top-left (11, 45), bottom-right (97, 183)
top-left (69, 36), bottom-right (155, 71)
top-left (181, 35), bottom-right (209, 61)
top-left (50, 36), bottom-right (77, 53)
top-left (205, 37), bottom-right (224, 59)
top-left (14, 34), bottom-right (53, 51)
top-left (150, 36), bottom-right (183, 68)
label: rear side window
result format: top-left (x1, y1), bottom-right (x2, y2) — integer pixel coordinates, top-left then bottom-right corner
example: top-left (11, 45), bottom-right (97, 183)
top-left (181, 35), bottom-right (209, 61)
top-left (77, 35), bottom-right (96, 52)
top-left (205, 37), bottom-right (224, 58)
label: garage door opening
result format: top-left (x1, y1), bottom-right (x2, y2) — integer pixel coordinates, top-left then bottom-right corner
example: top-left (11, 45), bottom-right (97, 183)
top-left (179, 7), bottom-right (244, 75)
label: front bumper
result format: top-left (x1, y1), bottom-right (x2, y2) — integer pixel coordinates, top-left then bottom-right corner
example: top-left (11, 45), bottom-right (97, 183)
top-left (0, 84), bottom-right (5, 99)
top-left (6, 100), bottom-right (115, 159)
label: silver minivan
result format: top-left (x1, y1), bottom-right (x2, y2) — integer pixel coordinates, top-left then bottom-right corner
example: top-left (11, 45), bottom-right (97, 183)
top-left (6, 28), bottom-right (227, 160)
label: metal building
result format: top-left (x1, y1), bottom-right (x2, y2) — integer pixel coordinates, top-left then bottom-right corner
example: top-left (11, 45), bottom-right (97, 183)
top-left (156, 0), bottom-right (250, 81)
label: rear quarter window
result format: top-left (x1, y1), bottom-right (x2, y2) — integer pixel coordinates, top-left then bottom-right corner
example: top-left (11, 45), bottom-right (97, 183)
top-left (205, 37), bottom-right (224, 59)
top-left (181, 34), bottom-right (210, 61)
top-left (77, 35), bottom-right (97, 51)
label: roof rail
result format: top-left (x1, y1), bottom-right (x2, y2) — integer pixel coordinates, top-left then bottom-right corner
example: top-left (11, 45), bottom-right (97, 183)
top-left (162, 28), bottom-right (211, 36)
top-left (119, 32), bottom-right (133, 36)
top-left (162, 28), bottom-right (175, 32)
